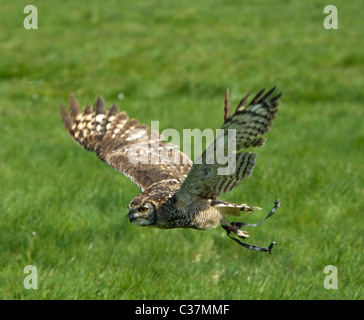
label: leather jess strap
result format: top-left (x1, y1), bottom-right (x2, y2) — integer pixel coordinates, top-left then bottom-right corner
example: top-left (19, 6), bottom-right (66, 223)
top-left (223, 200), bottom-right (281, 254)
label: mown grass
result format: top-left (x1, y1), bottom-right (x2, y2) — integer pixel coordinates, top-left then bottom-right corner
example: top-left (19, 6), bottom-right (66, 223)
top-left (1, 0), bottom-right (363, 299)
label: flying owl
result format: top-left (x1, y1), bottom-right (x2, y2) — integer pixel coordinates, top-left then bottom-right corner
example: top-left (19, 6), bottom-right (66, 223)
top-left (61, 87), bottom-right (282, 254)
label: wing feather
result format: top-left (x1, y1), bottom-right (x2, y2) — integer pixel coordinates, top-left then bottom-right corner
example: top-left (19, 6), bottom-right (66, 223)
top-left (61, 95), bottom-right (192, 192)
top-left (176, 87), bottom-right (281, 205)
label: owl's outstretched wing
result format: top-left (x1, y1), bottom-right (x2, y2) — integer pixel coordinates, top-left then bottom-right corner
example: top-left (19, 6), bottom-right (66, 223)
top-left (61, 95), bottom-right (192, 192)
top-left (176, 87), bottom-right (282, 206)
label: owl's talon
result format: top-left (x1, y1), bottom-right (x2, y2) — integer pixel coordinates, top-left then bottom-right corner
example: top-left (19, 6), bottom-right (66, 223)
top-left (230, 221), bottom-right (249, 238)
top-left (236, 229), bottom-right (249, 239)
top-left (221, 200), bottom-right (281, 253)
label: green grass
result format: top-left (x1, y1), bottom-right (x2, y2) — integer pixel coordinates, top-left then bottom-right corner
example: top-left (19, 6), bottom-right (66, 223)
top-left (1, 0), bottom-right (363, 299)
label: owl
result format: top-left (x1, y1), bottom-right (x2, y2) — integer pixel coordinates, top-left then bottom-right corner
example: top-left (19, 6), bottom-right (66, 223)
top-left (61, 87), bottom-right (282, 254)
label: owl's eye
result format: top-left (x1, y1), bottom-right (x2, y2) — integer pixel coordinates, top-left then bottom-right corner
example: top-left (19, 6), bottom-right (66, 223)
top-left (139, 207), bottom-right (148, 213)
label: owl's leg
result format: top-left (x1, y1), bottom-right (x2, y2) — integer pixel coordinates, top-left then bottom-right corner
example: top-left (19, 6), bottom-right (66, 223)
top-left (221, 200), bottom-right (281, 254)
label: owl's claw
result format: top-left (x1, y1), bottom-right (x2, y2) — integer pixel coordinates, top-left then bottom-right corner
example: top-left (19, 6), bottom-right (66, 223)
top-left (225, 221), bottom-right (249, 238)
top-left (222, 200), bottom-right (281, 254)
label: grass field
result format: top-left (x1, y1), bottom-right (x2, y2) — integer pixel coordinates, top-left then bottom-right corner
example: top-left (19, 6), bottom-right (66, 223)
top-left (1, 0), bottom-right (363, 300)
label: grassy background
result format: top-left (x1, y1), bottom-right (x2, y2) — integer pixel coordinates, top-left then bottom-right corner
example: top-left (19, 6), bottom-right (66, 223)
top-left (1, 0), bottom-right (363, 299)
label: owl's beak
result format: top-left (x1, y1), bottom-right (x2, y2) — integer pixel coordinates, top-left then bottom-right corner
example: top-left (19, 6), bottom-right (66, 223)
top-left (127, 212), bottom-right (137, 223)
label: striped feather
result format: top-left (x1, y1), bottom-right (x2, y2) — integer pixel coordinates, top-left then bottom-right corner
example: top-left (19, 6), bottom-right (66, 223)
top-left (61, 94), bottom-right (192, 192)
top-left (177, 87), bottom-right (281, 203)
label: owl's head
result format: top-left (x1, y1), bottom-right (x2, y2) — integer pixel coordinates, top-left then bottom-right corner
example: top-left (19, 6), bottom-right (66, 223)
top-left (127, 200), bottom-right (157, 226)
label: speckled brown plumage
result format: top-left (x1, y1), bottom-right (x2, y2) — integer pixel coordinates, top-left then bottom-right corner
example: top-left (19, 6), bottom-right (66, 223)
top-left (61, 88), bottom-right (282, 251)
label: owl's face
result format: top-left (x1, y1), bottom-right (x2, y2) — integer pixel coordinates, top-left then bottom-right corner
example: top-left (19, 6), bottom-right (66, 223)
top-left (127, 201), bottom-right (156, 226)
